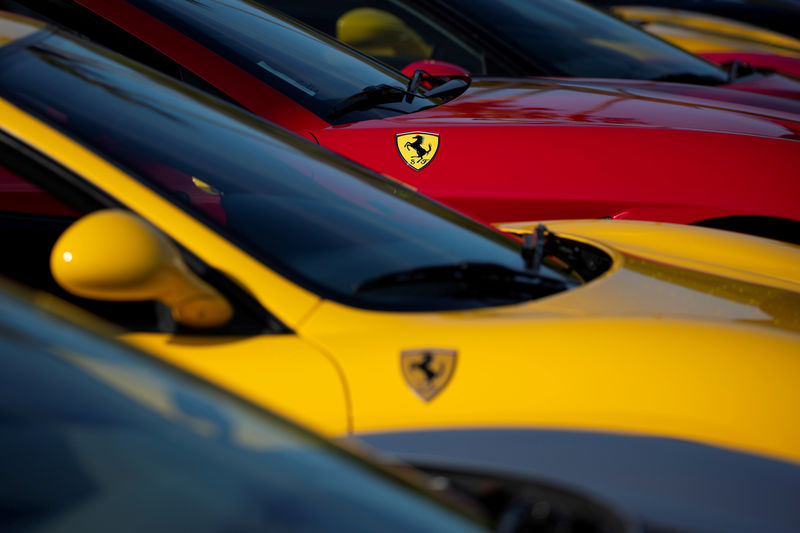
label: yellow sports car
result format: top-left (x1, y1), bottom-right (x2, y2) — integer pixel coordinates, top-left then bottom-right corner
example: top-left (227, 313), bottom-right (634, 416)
top-left (1, 13), bottom-right (800, 531)
top-left (612, 6), bottom-right (800, 57)
top-left (610, 6), bottom-right (800, 76)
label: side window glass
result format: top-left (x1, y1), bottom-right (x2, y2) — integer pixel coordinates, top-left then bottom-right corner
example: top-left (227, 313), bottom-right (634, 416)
top-left (266, 0), bottom-right (486, 73)
top-left (0, 141), bottom-right (278, 335)
top-left (0, 163), bottom-right (79, 218)
top-left (0, 161), bottom-right (79, 303)
top-left (0, 152), bottom-right (170, 331)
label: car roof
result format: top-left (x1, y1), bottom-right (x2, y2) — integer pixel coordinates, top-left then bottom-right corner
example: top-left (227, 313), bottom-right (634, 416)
top-left (0, 9), bottom-right (43, 44)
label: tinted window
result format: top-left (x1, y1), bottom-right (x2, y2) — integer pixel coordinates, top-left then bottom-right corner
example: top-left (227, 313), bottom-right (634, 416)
top-left (439, 0), bottom-right (728, 82)
top-left (264, 0), bottom-right (487, 73)
top-left (0, 0), bottom-right (243, 104)
top-left (124, 0), bottom-right (440, 123)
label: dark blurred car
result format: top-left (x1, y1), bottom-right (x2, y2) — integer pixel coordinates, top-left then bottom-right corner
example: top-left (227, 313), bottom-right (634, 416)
top-left (0, 279), bottom-right (640, 533)
top-left (0, 282), bottom-right (497, 532)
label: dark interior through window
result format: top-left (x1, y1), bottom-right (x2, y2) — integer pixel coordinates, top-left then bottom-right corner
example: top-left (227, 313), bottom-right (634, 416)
top-left (0, 137), bottom-right (276, 335)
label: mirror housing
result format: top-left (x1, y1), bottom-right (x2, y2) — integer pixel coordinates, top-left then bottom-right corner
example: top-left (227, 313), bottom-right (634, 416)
top-left (51, 209), bottom-right (233, 329)
top-left (424, 78), bottom-right (470, 100)
top-left (402, 59), bottom-right (471, 82)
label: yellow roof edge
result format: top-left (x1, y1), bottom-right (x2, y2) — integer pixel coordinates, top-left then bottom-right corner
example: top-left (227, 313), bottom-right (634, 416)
top-left (0, 11), bottom-right (46, 47)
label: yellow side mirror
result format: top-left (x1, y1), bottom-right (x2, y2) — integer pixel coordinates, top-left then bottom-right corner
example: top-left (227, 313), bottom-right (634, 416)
top-left (337, 7), bottom-right (433, 58)
top-left (51, 209), bottom-right (233, 330)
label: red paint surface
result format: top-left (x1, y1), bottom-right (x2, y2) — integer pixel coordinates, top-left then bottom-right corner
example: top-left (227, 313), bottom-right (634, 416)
top-left (401, 60), bottom-right (472, 80)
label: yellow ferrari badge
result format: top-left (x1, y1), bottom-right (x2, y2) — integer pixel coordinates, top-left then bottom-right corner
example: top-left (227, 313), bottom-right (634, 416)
top-left (401, 348), bottom-right (456, 401)
top-left (396, 132), bottom-right (439, 170)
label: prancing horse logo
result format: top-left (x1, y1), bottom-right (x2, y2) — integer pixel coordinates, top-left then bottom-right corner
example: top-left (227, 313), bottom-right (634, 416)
top-left (401, 348), bottom-right (457, 401)
top-left (396, 132), bottom-right (440, 171)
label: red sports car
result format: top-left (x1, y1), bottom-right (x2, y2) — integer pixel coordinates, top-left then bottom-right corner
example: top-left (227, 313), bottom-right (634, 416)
top-left (11, 0), bottom-right (800, 243)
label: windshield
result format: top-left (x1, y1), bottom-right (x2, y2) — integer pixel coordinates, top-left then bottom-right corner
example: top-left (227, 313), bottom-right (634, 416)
top-left (124, 0), bottom-right (439, 123)
top-left (0, 287), bottom-right (489, 533)
top-left (0, 31), bottom-right (581, 311)
top-left (446, 0), bottom-right (729, 82)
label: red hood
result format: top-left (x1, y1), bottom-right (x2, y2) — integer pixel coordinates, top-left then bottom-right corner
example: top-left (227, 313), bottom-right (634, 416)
top-left (385, 79), bottom-right (800, 138)
top-left (313, 79), bottom-right (800, 228)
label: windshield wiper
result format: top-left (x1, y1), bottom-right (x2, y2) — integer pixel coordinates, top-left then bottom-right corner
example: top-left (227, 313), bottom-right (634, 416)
top-left (353, 262), bottom-right (574, 298)
top-left (406, 68), bottom-right (426, 102)
top-left (327, 77), bottom-right (470, 121)
top-left (522, 223), bottom-right (546, 274)
top-left (327, 84), bottom-right (408, 122)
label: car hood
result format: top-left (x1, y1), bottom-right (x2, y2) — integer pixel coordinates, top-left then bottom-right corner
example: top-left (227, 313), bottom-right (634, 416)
top-left (503, 219), bottom-right (800, 333)
top-left (396, 78), bottom-right (800, 135)
top-left (315, 79), bottom-right (800, 225)
top-left (299, 221), bottom-right (800, 463)
top-left (559, 73), bottom-right (800, 113)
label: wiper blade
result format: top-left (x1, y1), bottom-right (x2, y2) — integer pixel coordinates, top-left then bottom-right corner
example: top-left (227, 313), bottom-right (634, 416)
top-left (327, 84), bottom-right (410, 121)
top-left (353, 262), bottom-right (573, 296)
top-left (328, 75), bottom-right (470, 121)
top-left (404, 68), bottom-right (469, 100)
top-left (406, 69), bottom-right (426, 103)
top-left (522, 223), bottom-right (546, 274)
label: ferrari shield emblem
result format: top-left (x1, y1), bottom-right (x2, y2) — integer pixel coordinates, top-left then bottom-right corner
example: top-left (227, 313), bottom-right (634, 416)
top-left (401, 348), bottom-right (457, 401)
top-left (396, 132), bottom-right (439, 170)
